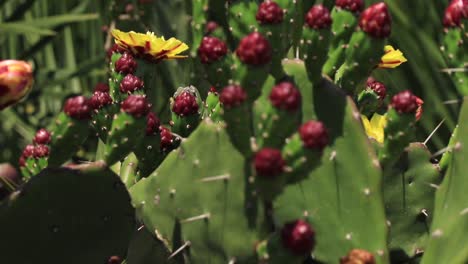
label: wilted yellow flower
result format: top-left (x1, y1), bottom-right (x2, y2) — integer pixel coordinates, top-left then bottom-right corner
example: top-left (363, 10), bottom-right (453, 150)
top-left (378, 45), bottom-right (407, 69)
top-left (111, 29), bottom-right (189, 62)
top-left (361, 113), bottom-right (387, 144)
top-left (0, 60), bottom-right (33, 110)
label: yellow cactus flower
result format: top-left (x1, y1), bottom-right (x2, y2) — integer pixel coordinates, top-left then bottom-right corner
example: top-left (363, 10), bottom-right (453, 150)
top-left (0, 60), bottom-right (33, 110)
top-left (378, 45), bottom-right (407, 69)
top-left (361, 113), bottom-right (387, 144)
top-left (111, 29), bottom-right (189, 62)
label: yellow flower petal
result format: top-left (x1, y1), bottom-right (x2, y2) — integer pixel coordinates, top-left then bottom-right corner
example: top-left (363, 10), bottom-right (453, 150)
top-left (361, 113), bottom-right (387, 144)
top-left (111, 29), bottom-right (189, 62)
top-left (378, 45), bottom-right (407, 69)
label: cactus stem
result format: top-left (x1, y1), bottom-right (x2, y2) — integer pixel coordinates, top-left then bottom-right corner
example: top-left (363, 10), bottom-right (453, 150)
top-left (423, 119), bottom-right (446, 145)
top-left (181, 213), bottom-right (211, 223)
top-left (168, 241), bottom-right (191, 260)
top-left (200, 174), bottom-right (230, 182)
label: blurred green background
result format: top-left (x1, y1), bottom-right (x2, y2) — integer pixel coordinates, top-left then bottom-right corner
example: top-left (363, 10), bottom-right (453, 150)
top-left (0, 0), bottom-right (462, 166)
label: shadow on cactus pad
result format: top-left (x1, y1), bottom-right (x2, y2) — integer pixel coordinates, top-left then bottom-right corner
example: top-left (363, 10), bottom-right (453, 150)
top-left (0, 164), bottom-right (135, 264)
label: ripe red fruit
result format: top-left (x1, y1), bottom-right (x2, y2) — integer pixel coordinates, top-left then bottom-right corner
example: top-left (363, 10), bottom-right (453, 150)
top-left (33, 145), bottom-right (50, 158)
top-left (22, 144), bottom-right (35, 158)
top-left (33, 128), bottom-right (52, 145)
top-left (64, 96), bottom-right (92, 119)
top-left (219, 85), bottom-right (247, 109)
top-left (205, 21), bottom-right (219, 34)
top-left (115, 53), bottom-right (138, 74)
top-left (335, 0), bottom-right (364, 14)
top-left (90, 91), bottom-right (113, 110)
top-left (198, 36), bottom-right (228, 64)
top-left (94, 82), bottom-right (110, 93)
top-left (146, 112), bottom-right (160, 136)
top-left (305, 4), bottom-right (332, 29)
top-left (443, 0), bottom-right (468, 27)
top-left (256, 1), bottom-right (284, 24)
top-left (340, 249), bottom-right (376, 264)
top-left (254, 148), bottom-right (285, 178)
top-left (160, 126), bottom-right (173, 150)
top-left (281, 219), bottom-right (316, 255)
top-left (299, 121), bottom-right (329, 150)
top-left (120, 74), bottom-right (144, 93)
top-left (120, 95), bottom-right (151, 117)
top-left (236, 32), bottom-right (272, 66)
top-left (359, 2), bottom-right (391, 38)
top-left (269, 82), bottom-right (301, 111)
top-left (172, 91), bottom-right (199, 116)
top-left (390, 90), bottom-right (418, 114)
top-left (366, 78), bottom-right (386, 100)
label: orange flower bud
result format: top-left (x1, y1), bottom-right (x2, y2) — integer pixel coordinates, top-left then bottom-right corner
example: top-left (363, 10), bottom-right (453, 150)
top-left (0, 60), bottom-right (33, 110)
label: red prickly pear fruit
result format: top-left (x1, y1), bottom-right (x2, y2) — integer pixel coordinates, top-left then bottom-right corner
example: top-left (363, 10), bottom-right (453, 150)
top-left (33, 128), bottom-right (52, 145)
top-left (205, 21), bottom-right (219, 34)
top-left (219, 85), bottom-right (247, 109)
top-left (281, 219), bottom-right (316, 255)
top-left (33, 144), bottom-right (49, 158)
top-left (146, 112), bottom-right (160, 136)
top-left (198, 36), bottom-right (228, 64)
top-left (172, 91), bottom-right (199, 117)
top-left (90, 91), bottom-right (113, 110)
top-left (64, 96), bottom-right (92, 120)
top-left (119, 74), bottom-right (144, 93)
top-left (366, 77), bottom-right (386, 100)
top-left (335, 0), bottom-right (364, 14)
top-left (236, 32), bottom-right (272, 66)
top-left (391, 90), bottom-right (418, 114)
top-left (160, 126), bottom-right (173, 150)
top-left (107, 256), bottom-right (122, 264)
top-left (115, 52), bottom-right (138, 74)
top-left (22, 144), bottom-right (35, 158)
top-left (415, 96), bottom-right (424, 121)
top-left (120, 95), bottom-right (151, 117)
top-left (305, 4), bottom-right (332, 29)
top-left (443, 0), bottom-right (468, 27)
top-left (256, 1), bottom-right (284, 25)
top-left (94, 82), bottom-right (110, 93)
top-left (254, 148), bottom-right (285, 178)
top-left (299, 121), bottom-right (329, 150)
top-left (269, 82), bottom-right (301, 111)
top-left (209, 86), bottom-right (218, 94)
top-left (340, 249), bottom-right (376, 264)
top-left (18, 156), bottom-right (26, 167)
top-left (106, 44), bottom-right (125, 59)
top-left (359, 2), bottom-right (391, 38)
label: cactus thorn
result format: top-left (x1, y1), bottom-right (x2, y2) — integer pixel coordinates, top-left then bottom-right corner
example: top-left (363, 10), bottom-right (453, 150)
top-left (459, 208), bottom-right (468, 215)
top-left (181, 213), bottom-right (211, 223)
top-left (168, 241), bottom-right (191, 260)
top-left (200, 174), bottom-right (231, 182)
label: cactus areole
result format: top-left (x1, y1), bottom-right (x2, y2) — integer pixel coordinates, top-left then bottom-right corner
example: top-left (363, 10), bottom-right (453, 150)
top-left (256, 1), bottom-right (284, 25)
top-left (236, 32), bottom-right (272, 66)
top-left (281, 219), bottom-right (316, 255)
top-left (254, 148), bottom-right (285, 178)
top-left (359, 2), bottom-right (391, 38)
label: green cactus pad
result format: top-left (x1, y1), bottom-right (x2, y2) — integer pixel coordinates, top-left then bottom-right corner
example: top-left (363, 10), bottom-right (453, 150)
top-left (48, 112), bottom-right (90, 166)
top-left (0, 163), bottom-right (135, 264)
top-left (228, 0), bottom-right (259, 45)
top-left (126, 228), bottom-right (178, 264)
top-left (302, 27), bottom-right (332, 85)
top-left (130, 120), bottom-right (266, 263)
top-left (384, 143), bottom-right (441, 261)
top-left (421, 101), bottom-right (468, 264)
top-left (273, 76), bottom-right (389, 263)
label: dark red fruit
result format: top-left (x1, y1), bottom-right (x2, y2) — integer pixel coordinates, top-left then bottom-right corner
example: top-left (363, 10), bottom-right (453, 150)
top-left (305, 5), bottom-right (332, 29)
top-left (281, 219), bottom-right (316, 255)
top-left (269, 82), bottom-right (301, 111)
top-left (107, 256), bottom-right (122, 264)
top-left (198, 36), bottom-right (228, 64)
top-left (256, 1), bottom-right (284, 24)
top-left (94, 82), bottom-right (110, 93)
top-left (90, 91), bottom-right (113, 110)
top-left (443, 0), bottom-right (468, 27)
top-left (340, 249), bottom-right (376, 264)
top-left (366, 78), bottom-right (386, 100)
top-left (391, 90), bottom-right (418, 114)
top-left (18, 156), bottom-right (26, 167)
top-left (107, 44), bottom-right (125, 59)
top-left (146, 112), bottom-right (160, 136)
top-left (121, 95), bottom-right (151, 117)
top-left (120, 74), bottom-right (144, 93)
top-left (115, 52), bottom-right (137, 74)
top-left (64, 96), bottom-right (92, 119)
top-left (254, 148), bottom-right (285, 178)
top-left (33, 145), bottom-right (49, 158)
top-left (160, 126), bottom-right (173, 150)
top-left (335, 0), bottom-right (364, 13)
top-left (172, 91), bottom-right (199, 116)
top-left (359, 2), bottom-right (391, 38)
top-left (33, 128), bottom-right (52, 145)
top-left (236, 32), bottom-right (272, 66)
top-left (220, 85), bottom-right (247, 109)
top-left (205, 21), bottom-right (219, 34)
top-left (22, 144), bottom-right (35, 158)
top-left (299, 121), bottom-right (329, 150)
